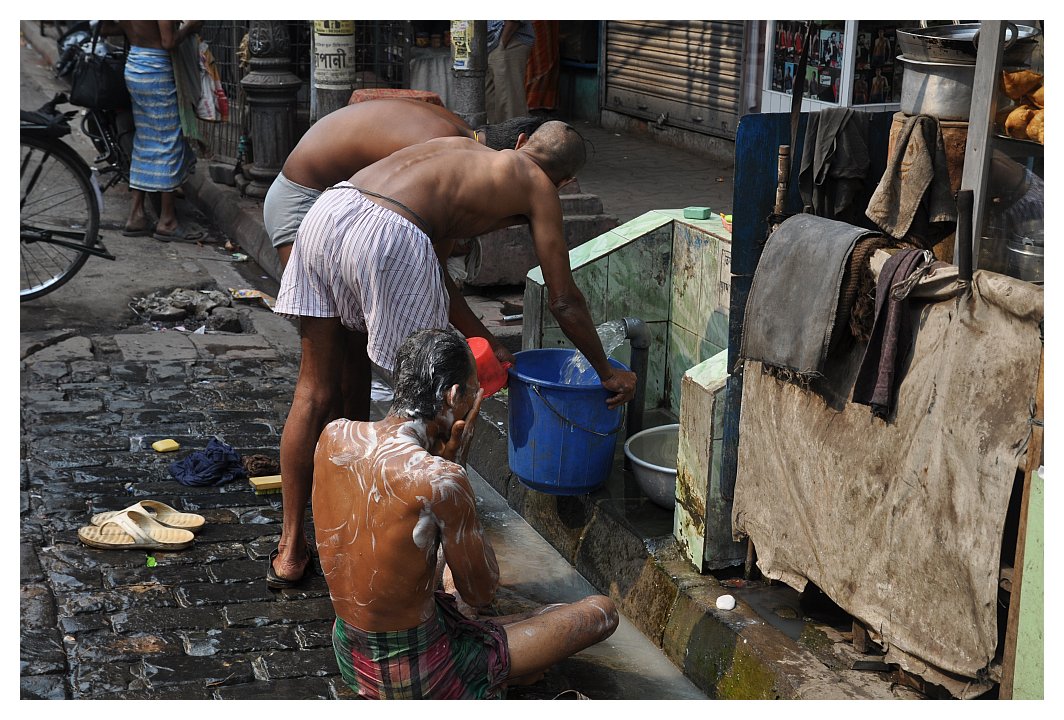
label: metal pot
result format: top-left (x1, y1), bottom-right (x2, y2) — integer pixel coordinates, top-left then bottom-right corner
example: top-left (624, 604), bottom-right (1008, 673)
top-left (898, 56), bottom-right (976, 121)
top-left (1006, 234), bottom-right (1043, 283)
top-left (896, 23), bottom-right (1040, 65)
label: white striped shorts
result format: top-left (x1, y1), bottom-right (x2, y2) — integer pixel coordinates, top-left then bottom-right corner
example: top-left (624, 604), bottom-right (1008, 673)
top-left (273, 182), bottom-right (450, 372)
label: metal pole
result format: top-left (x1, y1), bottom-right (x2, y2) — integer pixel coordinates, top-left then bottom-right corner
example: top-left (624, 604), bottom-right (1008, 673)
top-left (311, 20), bottom-right (358, 122)
top-left (240, 21), bottom-right (301, 199)
top-left (449, 20), bottom-right (487, 128)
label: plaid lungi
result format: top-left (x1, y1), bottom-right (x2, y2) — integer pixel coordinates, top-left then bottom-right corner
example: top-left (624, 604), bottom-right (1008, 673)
top-left (125, 46), bottom-right (190, 192)
top-left (273, 182), bottom-right (450, 372)
top-left (332, 591), bottom-right (510, 699)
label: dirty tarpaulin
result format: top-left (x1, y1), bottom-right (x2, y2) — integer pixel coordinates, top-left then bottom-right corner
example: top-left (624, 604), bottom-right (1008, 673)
top-left (732, 271), bottom-right (1042, 695)
top-left (169, 437), bottom-right (247, 486)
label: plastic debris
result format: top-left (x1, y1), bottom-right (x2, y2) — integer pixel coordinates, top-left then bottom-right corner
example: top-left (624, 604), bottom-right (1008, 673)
top-left (146, 555), bottom-right (157, 568)
top-left (716, 594), bottom-right (736, 611)
top-left (229, 288), bottom-right (275, 310)
top-left (231, 253), bottom-right (248, 262)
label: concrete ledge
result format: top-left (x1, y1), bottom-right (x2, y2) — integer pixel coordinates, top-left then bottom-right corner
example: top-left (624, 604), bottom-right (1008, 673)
top-left (467, 394), bottom-right (905, 699)
top-left (184, 168), bottom-right (281, 283)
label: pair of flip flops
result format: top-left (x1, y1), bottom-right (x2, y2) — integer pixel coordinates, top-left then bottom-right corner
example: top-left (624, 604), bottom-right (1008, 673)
top-left (121, 225), bottom-right (205, 242)
top-left (77, 500), bottom-right (205, 551)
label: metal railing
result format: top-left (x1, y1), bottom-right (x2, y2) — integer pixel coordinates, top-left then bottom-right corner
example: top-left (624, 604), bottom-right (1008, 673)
top-left (193, 21), bottom-right (408, 167)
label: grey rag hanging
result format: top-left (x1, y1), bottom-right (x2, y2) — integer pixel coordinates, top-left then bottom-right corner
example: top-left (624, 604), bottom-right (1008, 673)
top-left (740, 214), bottom-right (880, 378)
top-left (865, 114), bottom-right (956, 247)
top-left (798, 107), bottom-right (872, 224)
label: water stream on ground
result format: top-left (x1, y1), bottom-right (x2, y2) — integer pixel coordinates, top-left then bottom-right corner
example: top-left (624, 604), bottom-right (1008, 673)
top-left (560, 320), bottom-right (627, 384)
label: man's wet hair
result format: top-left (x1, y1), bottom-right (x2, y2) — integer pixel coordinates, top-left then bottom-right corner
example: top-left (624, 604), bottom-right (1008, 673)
top-left (391, 328), bottom-right (475, 421)
top-left (525, 120), bottom-right (587, 184)
top-left (477, 116), bottom-right (548, 150)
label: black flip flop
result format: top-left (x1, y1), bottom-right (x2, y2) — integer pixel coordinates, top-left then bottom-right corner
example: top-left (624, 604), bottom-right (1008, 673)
top-left (266, 548), bottom-right (308, 590)
top-left (153, 225), bottom-right (205, 243)
top-left (121, 226), bottom-right (151, 237)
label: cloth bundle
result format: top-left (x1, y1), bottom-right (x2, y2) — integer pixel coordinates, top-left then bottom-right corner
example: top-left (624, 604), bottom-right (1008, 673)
top-left (169, 437), bottom-right (247, 487)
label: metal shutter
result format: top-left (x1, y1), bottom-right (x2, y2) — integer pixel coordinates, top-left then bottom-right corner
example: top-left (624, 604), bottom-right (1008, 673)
top-left (604, 21), bottom-right (744, 139)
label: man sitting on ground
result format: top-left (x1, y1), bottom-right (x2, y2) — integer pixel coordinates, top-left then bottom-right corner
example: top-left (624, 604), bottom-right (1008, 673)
top-left (312, 327), bottom-right (619, 699)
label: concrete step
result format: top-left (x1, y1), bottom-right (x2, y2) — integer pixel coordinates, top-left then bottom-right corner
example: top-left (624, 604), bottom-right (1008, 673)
top-left (559, 193), bottom-right (604, 216)
top-left (461, 214), bottom-right (619, 287)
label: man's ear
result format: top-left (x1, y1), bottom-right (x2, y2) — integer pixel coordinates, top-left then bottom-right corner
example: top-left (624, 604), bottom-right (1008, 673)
top-left (513, 132), bottom-right (528, 150)
top-left (444, 384), bottom-right (460, 410)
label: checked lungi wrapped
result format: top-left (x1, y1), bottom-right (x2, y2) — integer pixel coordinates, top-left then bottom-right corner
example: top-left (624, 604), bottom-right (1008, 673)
top-left (332, 591), bottom-right (511, 699)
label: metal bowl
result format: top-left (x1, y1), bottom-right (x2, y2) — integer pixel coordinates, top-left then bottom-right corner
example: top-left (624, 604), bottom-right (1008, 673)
top-left (897, 23), bottom-right (1040, 65)
top-left (624, 423), bottom-right (678, 510)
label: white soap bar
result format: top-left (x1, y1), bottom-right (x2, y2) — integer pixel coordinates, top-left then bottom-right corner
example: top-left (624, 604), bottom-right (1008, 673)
top-left (716, 594), bottom-right (736, 611)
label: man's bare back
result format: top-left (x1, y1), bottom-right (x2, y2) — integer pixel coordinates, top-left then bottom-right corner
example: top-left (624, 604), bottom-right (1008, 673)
top-left (282, 100), bottom-right (474, 191)
top-left (313, 360), bottom-right (496, 632)
top-left (115, 21), bottom-right (197, 50)
top-left (349, 136), bottom-right (556, 242)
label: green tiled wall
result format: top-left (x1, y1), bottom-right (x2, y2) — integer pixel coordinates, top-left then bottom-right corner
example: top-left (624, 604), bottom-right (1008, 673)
top-left (522, 210), bottom-right (732, 415)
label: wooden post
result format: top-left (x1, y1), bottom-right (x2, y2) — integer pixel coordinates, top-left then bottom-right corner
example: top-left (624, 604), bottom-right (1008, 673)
top-left (999, 346), bottom-right (1043, 698)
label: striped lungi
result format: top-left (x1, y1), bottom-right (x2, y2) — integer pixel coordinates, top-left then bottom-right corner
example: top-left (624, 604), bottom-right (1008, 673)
top-left (125, 46), bottom-right (190, 192)
top-left (273, 182), bottom-right (450, 372)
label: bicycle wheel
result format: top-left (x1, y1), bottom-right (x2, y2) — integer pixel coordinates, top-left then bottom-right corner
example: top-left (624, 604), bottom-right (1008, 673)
top-left (21, 134), bottom-right (100, 301)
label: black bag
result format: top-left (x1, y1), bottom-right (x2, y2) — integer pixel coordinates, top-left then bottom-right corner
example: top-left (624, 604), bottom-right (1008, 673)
top-left (69, 23), bottom-right (129, 110)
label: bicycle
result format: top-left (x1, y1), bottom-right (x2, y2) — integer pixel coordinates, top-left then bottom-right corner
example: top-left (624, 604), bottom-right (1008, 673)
top-left (20, 93), bottom-right (133, 301)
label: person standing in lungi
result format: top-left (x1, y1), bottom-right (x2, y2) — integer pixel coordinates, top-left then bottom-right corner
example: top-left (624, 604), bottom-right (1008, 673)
top-left (112, 21), bottom-right (204, 242)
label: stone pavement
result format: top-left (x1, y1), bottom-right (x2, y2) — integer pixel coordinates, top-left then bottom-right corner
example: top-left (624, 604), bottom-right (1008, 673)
top-left (20, 21), bottom-right (912, 701)
top-left (19, 300), bottom-right (700, 699)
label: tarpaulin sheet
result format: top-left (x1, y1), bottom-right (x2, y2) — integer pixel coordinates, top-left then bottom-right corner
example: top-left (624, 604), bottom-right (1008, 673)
top-left (733, 270), bottom-right (1042, 683)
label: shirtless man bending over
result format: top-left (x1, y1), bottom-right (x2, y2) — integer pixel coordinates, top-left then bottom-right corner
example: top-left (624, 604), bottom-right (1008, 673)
top-left (268, 121), bottom-right (638, 588)
top-left (313, 327), bottom-right (618, 699)
top-left (265, 99), bottom-right (545, 269)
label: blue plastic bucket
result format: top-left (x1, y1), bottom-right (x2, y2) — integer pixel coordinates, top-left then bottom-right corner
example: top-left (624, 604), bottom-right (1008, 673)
top-left (507, 348), bottom-right (628, 495)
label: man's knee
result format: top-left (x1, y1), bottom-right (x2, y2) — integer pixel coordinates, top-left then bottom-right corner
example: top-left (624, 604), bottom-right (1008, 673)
top-left (582, 595), bottom-right (619, 638)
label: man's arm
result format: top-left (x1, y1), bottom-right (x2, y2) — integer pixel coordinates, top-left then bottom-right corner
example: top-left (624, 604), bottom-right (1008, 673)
top-left (432, 468), bottom-right (499, 609)
top-left (434, 240), bottom-right (516, 367)
top-left (158, 20), bottom-right (203, 50)
top-left (526, 182), bottom-right (637, 408)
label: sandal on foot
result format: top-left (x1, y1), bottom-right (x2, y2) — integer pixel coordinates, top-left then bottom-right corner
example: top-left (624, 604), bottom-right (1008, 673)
top-left (122, 226), bottom-right (151, 237)
top-left (91, 500), bottom-right (205, 533)
top-left (153, 225), bottom-right (205, 243)
top-left (78, 508), bottom-right (195, 551)
top-left (267, 548), bottom-right (309, 590)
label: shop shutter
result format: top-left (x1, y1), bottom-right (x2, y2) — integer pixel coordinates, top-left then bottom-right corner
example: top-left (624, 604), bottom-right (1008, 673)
top-left (604, 20), bottom-right (744, 139)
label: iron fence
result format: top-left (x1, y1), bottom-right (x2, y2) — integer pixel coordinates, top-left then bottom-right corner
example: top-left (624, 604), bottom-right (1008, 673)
top-left (193, 21), bottom-right (408, 167)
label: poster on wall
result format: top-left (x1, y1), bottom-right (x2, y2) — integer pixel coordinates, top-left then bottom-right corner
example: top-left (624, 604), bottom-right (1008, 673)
top-left (853, 22), bottom-right (908, 104)
top-left (771, 21), bottom-right (844, 103)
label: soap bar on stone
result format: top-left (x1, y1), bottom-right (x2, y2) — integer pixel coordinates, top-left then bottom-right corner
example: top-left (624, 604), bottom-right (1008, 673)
top-left (715, 594), bottom-right (736, 611)
top-left (683, 207), bottom-right (712, 220)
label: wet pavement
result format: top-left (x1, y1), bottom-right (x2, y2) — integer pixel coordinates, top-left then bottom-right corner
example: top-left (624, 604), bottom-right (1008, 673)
top-left (19, 28), bottom-right (707, 699)
top-left (19, 267), bottom-right (704, 700)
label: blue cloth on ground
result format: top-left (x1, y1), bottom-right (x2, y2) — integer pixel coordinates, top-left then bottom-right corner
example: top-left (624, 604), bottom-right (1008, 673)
top-left (169, 437), bottom-right (247, 486)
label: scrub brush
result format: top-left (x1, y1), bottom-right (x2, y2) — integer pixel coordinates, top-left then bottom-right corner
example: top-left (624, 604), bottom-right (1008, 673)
top-left (250, 474), bottom-right (282, 495)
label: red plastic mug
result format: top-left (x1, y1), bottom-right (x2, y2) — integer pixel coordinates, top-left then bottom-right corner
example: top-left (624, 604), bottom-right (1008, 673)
top-left (466, 336), bottom-right (510, 397)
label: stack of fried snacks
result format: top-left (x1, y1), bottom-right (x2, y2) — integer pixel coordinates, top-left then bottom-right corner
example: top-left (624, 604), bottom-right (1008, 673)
top-left (1000, 69), bottom-right (1044, 144)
